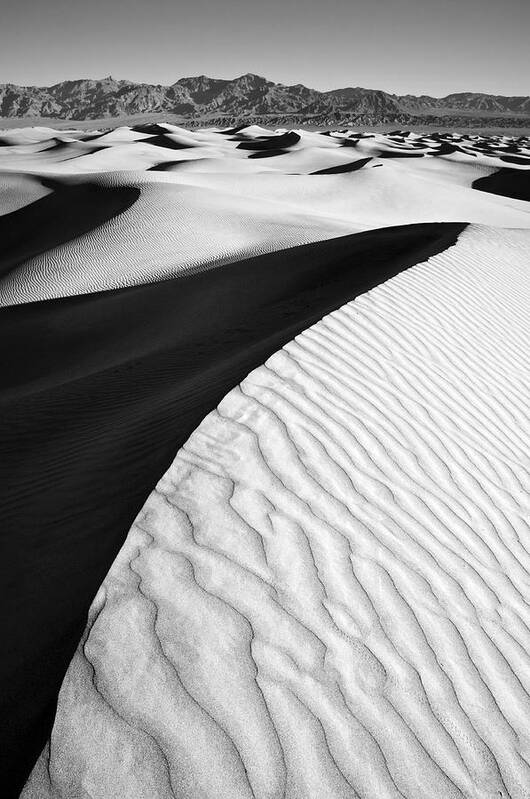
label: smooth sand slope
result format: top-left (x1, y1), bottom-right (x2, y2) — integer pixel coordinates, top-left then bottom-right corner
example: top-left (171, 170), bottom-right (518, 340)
top-left (0, 124), bottom-right (529, 796)
top-left (22, 224), bottom-right (530, 799)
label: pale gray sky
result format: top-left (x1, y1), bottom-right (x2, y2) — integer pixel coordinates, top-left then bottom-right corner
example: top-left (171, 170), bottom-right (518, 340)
top-left (1, 0), bottom-right (528, 96)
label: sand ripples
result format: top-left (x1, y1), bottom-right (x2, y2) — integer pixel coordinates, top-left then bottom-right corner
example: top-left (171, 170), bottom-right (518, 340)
top-left (23, 224), bottom-right (530, 798)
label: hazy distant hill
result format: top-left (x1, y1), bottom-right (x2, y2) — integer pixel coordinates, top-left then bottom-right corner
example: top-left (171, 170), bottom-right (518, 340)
top-left (1, 73), bottom-right (529, 127)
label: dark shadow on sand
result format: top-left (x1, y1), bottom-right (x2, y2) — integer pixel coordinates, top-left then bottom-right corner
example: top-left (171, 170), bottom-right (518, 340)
top-left (131, 123), bottom-right (173, 135)
top-left (141, 134), bottom-right (194, 150)
top-left (378, 150), bottom-right (425, 159)
top-left (500, 154), bottom-right (530, 166)
top-left (237, 131), bottom-right (301, 150)
top-left (473, 167), bottom-right (530, 202)
top-left (247, 148), bottom-right (289, 158)
top-left (46, 139), bottom-right (107, 157)
top-left (147, 160), bottom-right (196, 171)
top-left (311, 157), bottom-right (372, 174)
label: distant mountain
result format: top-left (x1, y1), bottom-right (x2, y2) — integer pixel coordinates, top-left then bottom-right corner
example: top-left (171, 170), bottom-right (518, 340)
top-left (1, 73), bottom-right (529, 127)
top-left (395, 92), bottom-right (530, 115)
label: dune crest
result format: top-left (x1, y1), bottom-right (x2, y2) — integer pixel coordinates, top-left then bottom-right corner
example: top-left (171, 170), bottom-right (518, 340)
top-left (1, 220), bottom-right (465, 795)
top-left (22, 224), bottom-right (530, 798)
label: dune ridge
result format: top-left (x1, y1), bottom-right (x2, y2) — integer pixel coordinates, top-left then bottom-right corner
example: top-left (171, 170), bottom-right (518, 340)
top-left (22, 223), bottom-right (530, 798)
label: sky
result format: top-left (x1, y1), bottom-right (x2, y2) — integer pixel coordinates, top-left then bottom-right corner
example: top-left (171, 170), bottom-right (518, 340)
top-left (1, 0), bottom-right (529, 96)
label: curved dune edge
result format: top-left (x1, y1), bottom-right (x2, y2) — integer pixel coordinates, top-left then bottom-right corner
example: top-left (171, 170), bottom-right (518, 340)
top-left (23, 224), bottom-right (530, 799)
top-left (0, 173), bottom-right (53, 216)
top-left (0, 179), bottom-right (140, 282)
top-left (1, 222), bottom-right (464, 795)
top-left (473, 168), bottom-right (530, 202)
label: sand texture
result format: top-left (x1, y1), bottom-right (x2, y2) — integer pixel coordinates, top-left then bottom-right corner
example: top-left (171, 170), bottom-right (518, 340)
top-left (0, 124), bottom-right (529, 797)
top-left (22, 223), bottom-right (530, 798)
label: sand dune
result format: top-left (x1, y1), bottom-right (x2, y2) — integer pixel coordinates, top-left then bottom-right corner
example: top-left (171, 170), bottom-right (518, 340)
top-left (0, 173), bottom-right (52, 215)
top-left (22, 223), bottom-right (530, 798)
top-left (1, 222), bottom-right (464, 795)
top-left (0, 126), bottom-right (528, 306)
top-left (1, 124), bottom-right (529, 797)
top-left (0, 174), bottom-right (359, 305)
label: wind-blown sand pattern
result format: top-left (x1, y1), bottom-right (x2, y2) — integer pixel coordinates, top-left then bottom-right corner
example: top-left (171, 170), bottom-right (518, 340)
top-left (22, 222), bottom-right (530, 798)
top-left (1, 124), bottom-right (529, 796)
top-left (2, 218), bottom-right (466, 794)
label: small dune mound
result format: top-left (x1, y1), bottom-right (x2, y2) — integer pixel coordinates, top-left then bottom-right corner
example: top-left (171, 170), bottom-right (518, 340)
top-left (147, 159), bottom-right (192, 171)
top-left (140, 133), bottom-right (195, 150)
top-left (131, 123), bottom-right (174, 135)
top-left (237, 131), bottom-right (302, 150)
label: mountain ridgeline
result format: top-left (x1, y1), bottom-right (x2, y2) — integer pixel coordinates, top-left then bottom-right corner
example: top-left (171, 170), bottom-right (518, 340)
top-left (1, 73), bottom-right (529, 127)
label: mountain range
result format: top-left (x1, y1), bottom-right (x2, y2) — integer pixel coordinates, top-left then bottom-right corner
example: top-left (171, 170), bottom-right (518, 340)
top-left (1, 73), bottom-right (529, 127)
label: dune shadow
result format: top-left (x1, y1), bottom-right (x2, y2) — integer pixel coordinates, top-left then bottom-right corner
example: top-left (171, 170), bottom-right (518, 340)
top-left (43, 140), bottom-right (107, 160)
top-left (147, 160), bottom-right (195, 171)
top-left (378, 150), bottom-right (425, 159)
top-left (500, 154), bottom-right (530, 166)
top-left (247, 148), bottom-right (289, 158)
top-left (429, 142), bottom-right (476, 157)
top-left (473, 167), bottom-right (530, 201)
top-left (131, 123), bottom-right (172, 135)
top-left (311, 157), bottom-right (373, 174)
top-left (237, 131), bottom-right (301, 151)
top-left (140, 134), bottom-right (194, 150)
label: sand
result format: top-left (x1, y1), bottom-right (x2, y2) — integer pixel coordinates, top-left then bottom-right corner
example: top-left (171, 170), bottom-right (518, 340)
top-left (1, 222), bottom-right (464, 794)
top-left (0, 124), bottom-right (529, 797)
top-left (21, 224), bottom-right (530, 799)
top-left (0, 126), bottom-right (528, 306)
